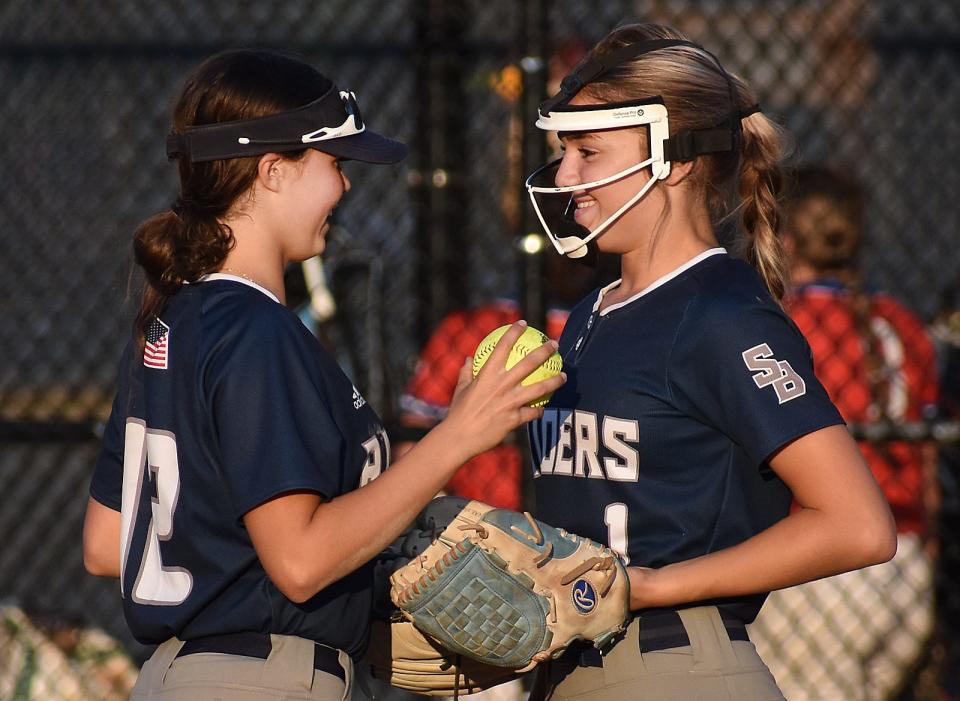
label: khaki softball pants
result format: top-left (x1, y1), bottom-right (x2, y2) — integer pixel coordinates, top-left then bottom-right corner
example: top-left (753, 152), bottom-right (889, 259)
top-left (531, 606), bottom-right (785, 701)
top-left (131, 633), bottom-right (352, 701)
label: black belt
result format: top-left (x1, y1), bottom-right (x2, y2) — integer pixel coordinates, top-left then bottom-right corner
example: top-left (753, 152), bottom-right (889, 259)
top-left (176, 632), bottom-right (345, 682)
top-left (578, 609), bottom-right (749, 667)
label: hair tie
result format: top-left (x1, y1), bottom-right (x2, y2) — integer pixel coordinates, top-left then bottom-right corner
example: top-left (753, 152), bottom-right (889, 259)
top-left (170, 200), bottom-right (185, 220)
top-left (740, 104), bottom-right (762, 119)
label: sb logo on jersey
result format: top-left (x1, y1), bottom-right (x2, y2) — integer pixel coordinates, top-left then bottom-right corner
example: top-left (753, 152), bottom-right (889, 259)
top-left (572, 579), bottom-right (598, 615)
top-left (741, 343), bottom-right (806, 404)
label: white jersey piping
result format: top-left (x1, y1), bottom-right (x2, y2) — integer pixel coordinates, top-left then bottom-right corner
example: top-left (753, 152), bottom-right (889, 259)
top-left (197, 273), bottom-right (281, 304)
top-left (593, 248), bottom-right (728, 316)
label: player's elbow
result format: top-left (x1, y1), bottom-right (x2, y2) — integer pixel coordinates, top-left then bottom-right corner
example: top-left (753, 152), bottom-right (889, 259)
top-left (84, 555), bottom-right (114, 577)
top-left (866, 520), bottom-right (898, 566)
top-left (267, 559), bottom-right (331, 604)
top-left (82, 541), bottom-right (120, 578)
top-left (850, 505), bottom-right (898, 568)
top-left (277, 583), bottom-right (316, 605)
top-left (269, 569), bottom-right (315, 604)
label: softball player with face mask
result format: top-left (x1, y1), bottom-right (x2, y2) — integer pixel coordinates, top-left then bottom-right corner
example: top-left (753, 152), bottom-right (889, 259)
top-left (81, 49), bottom-right (563, 701)
top-left (524, 23), bottom-right (896, 700)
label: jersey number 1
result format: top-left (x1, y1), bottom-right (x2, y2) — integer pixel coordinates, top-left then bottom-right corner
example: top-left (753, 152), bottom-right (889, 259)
top-left (120, 419), bottom-right (193, 605)
top-left (604, 502), bottom-right (631, 566)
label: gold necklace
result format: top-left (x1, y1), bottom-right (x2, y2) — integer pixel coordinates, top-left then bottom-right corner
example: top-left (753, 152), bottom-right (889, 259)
top-left (221, 267), bottom-right (263, 287)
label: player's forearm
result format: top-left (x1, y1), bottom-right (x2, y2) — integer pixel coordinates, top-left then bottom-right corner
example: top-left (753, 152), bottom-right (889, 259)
top-left (628, 504), bottom-right (896, 610)
top-left (273, 421), bottom-right (476, 600)
top-left (254, 328), bottom-right (561, 601)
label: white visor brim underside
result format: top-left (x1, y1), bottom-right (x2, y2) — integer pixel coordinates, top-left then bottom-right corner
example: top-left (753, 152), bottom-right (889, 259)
top-left (535, 102), bottom-right (668, 133)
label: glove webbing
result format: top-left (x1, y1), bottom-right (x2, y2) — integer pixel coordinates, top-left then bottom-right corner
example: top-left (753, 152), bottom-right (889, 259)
top-left (457, 513), bottom-right (621, 597)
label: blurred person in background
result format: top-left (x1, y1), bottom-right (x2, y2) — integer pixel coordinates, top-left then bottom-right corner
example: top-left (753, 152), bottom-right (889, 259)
top-left (748, 165), bottom-right (940, 700)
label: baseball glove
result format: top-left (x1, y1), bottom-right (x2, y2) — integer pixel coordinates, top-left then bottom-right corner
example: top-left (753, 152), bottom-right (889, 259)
top-left (371, 496), bottom-right (473, 622)
top-left (389, 500), bottom-right (630, 673)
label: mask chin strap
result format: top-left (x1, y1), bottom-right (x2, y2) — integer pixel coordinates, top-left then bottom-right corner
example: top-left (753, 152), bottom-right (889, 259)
top-left (555, 197), bottom-right (596, 263)
top-left (529, 157), bottom-right (665, 258)
top-left (570, 166), bottom-right (663, 256)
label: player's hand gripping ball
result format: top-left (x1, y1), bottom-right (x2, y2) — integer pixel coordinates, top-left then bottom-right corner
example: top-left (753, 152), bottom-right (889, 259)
top-left (472, 324), bottom-right (563, 408)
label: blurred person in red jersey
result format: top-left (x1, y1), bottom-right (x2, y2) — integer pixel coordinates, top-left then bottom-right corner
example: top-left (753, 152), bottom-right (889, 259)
top-left (748, 165), bottom-right (939, 701)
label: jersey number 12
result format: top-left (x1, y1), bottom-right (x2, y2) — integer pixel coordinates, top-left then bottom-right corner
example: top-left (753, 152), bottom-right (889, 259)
top-left (120, 419), bottom-right (193, 605)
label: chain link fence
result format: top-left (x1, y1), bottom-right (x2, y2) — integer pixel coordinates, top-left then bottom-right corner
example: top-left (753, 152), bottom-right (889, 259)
top-left (2, 0), bottom-right (959, 698)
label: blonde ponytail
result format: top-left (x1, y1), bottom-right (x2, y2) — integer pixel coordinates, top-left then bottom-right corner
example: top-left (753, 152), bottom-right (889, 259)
top-left (738, 112), bottom-right (788, 300)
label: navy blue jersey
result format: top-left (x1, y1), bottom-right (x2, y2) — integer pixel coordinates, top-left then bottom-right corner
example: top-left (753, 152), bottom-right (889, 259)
top-left (529, 249), bottom-right (843, 623)
top-left (90, 276), bottom-right (389, 655)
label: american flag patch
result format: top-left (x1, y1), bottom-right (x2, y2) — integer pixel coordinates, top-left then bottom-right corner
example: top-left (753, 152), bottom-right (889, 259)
top-left (144, 318), bottom-right (170, 369)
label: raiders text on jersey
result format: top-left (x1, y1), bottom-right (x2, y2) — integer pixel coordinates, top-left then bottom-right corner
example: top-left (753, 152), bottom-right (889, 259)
top-left (530, 408), bottom-right (639, 481)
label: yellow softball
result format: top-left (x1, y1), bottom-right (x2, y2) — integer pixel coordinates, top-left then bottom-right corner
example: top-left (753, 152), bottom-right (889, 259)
top-left (472, 324), bottom-right (563, 408)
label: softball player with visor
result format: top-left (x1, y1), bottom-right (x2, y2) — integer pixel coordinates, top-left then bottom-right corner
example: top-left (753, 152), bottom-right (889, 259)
top-left (524, 23), bottom-right (896, 700)
top-left (82, 49), bottom-right (563, 701)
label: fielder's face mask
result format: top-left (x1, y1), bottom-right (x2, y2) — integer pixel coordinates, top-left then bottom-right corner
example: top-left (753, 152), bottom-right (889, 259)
top-left (526, 39), bottom-right (755, 258)
top-left (166, 85), bottom-right (407, 164)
